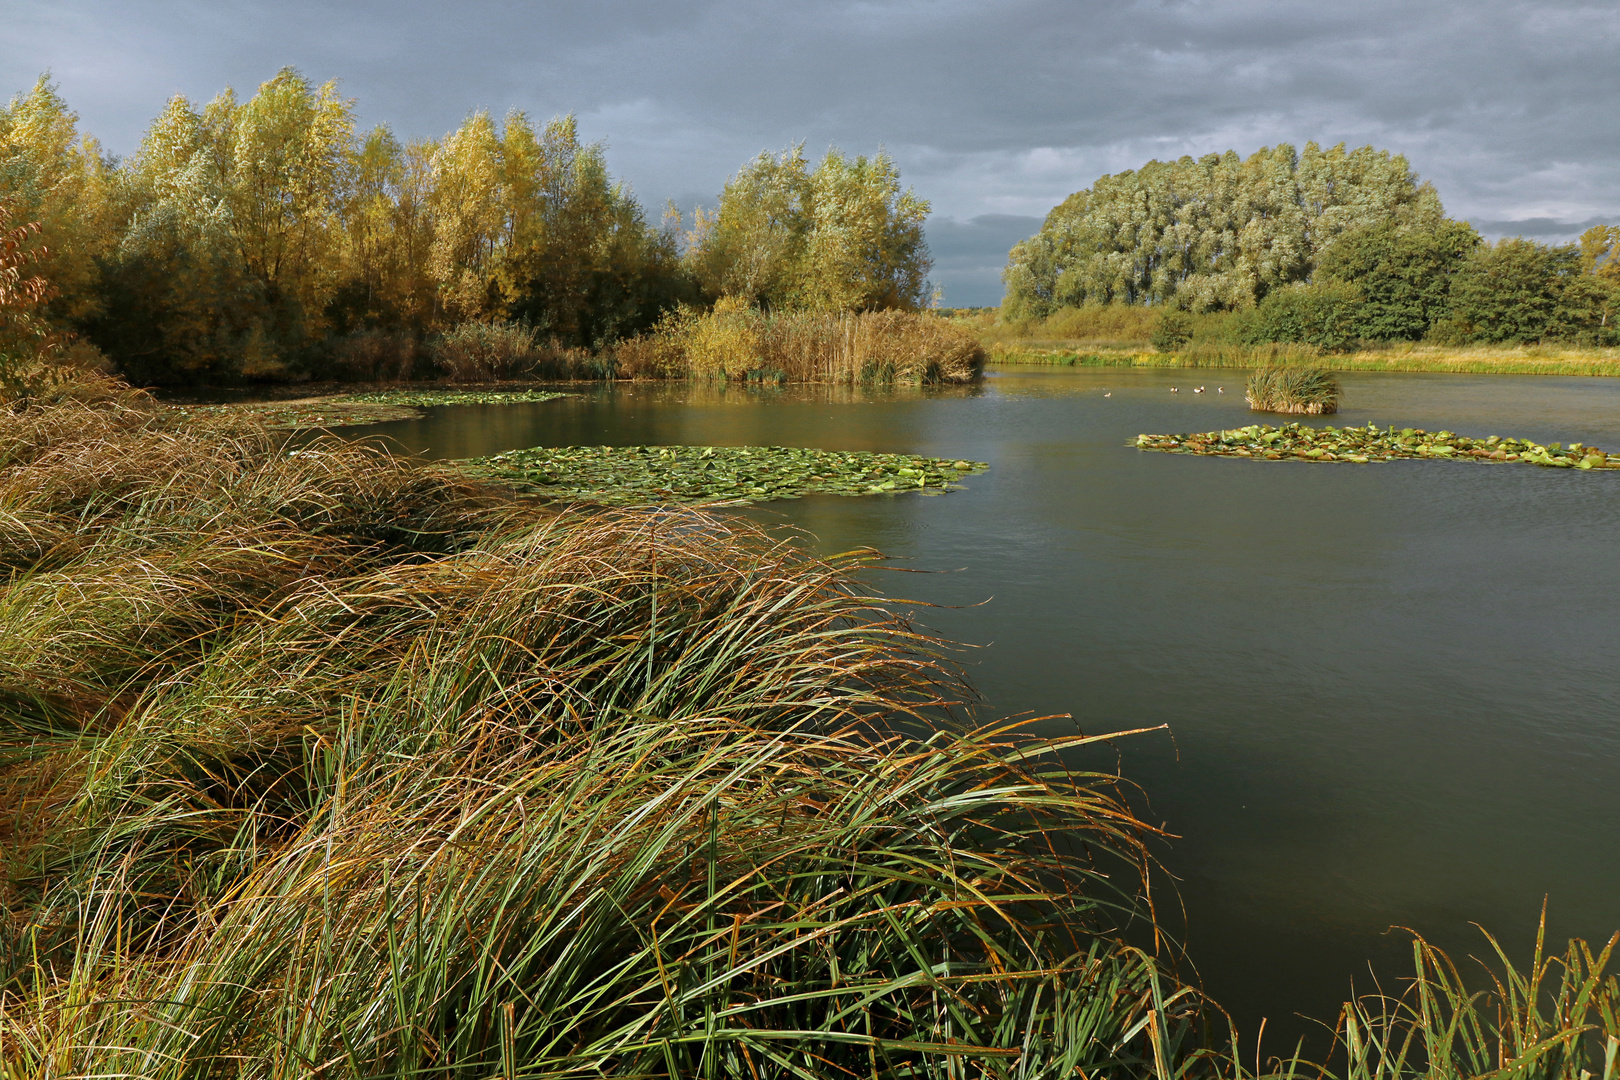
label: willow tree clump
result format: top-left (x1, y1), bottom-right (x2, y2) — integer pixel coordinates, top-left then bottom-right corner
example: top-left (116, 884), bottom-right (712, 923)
top-left (1004, 142), bottom-right (1445, 319)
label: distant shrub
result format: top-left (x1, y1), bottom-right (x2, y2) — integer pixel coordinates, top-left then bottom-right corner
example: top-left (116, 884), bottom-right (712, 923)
top-left (431, 320), bottom-right (540, 381)
top-left (1150, 310), bottom-right (1194, 351)
top-left (1235, 281), bottom-right (1364, 352)
top-left (331, 329), bottom-right (420, 382)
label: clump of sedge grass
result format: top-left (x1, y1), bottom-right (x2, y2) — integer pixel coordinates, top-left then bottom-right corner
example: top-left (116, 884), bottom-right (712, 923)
top-left (0, 381), bottom-right (1210, 1078)
top-left (1309, 912), bottom-right (1620, 1080)
top-left (1245, 364), bottom-right (1342, 414)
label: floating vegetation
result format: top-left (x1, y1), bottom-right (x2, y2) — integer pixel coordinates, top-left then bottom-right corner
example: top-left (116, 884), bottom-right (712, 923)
top-left (1135, 422), bottom-right (1620, 468)
top-left (464, 444), bottom-right (989, 505)
top-left (165, 399), bottom-right (426, 430)
top-left (1245, 365), bottom-right (1341, 414)
top-left (335, 388), bottom-right (572, 407)
top-left (166, 388), bottom-right (572, 430)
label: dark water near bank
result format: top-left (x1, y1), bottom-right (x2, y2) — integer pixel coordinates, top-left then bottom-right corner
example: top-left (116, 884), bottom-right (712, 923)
top-left (351, 367), bottom-right (1620, 1049)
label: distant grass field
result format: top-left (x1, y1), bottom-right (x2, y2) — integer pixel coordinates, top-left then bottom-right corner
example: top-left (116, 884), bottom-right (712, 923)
top-left (987, 341), bottom-right (1620, 377)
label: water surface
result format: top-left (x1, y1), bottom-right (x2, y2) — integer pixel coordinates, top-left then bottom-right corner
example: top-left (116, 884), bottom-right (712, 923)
top-left (353, 367), bottom-right (1620, 1047)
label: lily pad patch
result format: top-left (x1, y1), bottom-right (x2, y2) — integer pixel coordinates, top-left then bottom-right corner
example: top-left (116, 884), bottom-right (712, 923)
top-left (335, 389), bottom-right (572, 407)
top-left (462, 444), bottom-right (989, 505)
top-left (1135, 422), bottom-right (1620, 469)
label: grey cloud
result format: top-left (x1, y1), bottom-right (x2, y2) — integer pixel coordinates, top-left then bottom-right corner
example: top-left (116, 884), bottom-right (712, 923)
top-left (925, 215), bottom-right (1043, 307)
top-left (4, 0), bottom-right (1619, 304)
top-left (1470, 218), bottom-right (1615, 244)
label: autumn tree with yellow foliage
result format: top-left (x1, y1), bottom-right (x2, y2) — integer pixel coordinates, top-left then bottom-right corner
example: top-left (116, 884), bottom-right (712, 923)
top-left (683, 144), bottom-right (932, 313)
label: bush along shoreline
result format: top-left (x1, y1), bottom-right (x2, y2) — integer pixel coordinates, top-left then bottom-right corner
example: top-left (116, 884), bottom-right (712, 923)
top-left (1135, 422), bottom-right (1620, 468)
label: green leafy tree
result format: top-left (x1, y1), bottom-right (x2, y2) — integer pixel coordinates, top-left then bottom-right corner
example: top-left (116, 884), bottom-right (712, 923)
top-left (0, 76), bottom-right (113, 327)
top-left (497, 114), bottom-right (687, 344)
top-left (1580, 224), bottom-right (1620, 283)
top-left (86, 93), bottom-right (255, 382)
top-left (799, 149), bottom-right (931, 311)
top-left (1444, 238), bottom-right (1611, 344)
top-left (1316, 219), bottom-right (1480, 339)
top-left (684, 145), bottom-right (812, 308)
top-left (222, 68), bottom-right (355, 363)
top-left (1233, 278), bottom-right (1365, 351)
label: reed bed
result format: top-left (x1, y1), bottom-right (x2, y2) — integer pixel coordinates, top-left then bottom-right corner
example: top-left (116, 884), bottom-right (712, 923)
top-left (1244, 366), bottom-right (1341, 414)
top-left (616, 302), bottom-right (986, 384)
top-left (0, 380), bottom-right (1209, 1078)
top-left (431, 320), bottom-right (613, 381)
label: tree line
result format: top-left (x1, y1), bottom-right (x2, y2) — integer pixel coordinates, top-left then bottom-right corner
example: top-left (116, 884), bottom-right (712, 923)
top-left (0, 71), bottom-right (934, 384)
top-left (1005, 143), bottom-right (1619, 348)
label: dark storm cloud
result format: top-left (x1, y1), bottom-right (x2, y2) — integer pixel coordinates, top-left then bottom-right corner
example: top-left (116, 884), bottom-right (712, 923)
top-left (925, 215), bottom-right (1043, 307)
top-left (6, 0), bottom-right (1619, 305)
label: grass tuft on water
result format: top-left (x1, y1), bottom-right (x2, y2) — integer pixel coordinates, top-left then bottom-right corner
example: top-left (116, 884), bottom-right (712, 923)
top-left (1135, 422), bottom-right (1620, 468)
top-left (464, 443), bottom-right (989, 505)
top-left (1245, 365), bottom-right (1342, 414)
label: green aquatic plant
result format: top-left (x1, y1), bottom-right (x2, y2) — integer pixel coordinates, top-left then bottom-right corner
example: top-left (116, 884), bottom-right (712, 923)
top-left (163, 388), bottom-right (572, 431)
top-left (334, 388), bottom-right (573, 407)
top-left (1134, 422), bottom-right (1620, 468)
top-left (1244, 365), bottom-right (1343, 414)
top-left (465, 443), bottom-right (989, 505)
top-left (1314, 918), bottom-right (1620, 1080)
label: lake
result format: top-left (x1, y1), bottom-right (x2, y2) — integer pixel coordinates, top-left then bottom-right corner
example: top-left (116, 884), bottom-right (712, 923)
top-left (350, 365), bottom-right (1620, 1049)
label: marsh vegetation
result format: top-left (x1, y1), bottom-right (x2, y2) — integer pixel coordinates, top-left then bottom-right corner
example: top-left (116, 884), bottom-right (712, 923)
top-left (467, 443), bottom-right (987, 505)
top-left (3, 373), bottom-right (1619, 1078)
top-left (1244, 366), bottom-right (1342, 414)
top-left (1136, 421), bottom-right (1620, 467)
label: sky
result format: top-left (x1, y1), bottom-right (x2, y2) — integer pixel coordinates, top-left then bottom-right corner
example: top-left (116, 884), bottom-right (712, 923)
top-left (6, 0), bottom-right (1618, 306)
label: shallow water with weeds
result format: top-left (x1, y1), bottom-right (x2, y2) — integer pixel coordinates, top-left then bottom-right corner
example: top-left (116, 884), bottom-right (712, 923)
top-left (1136, 421), bottom-right (1620, 468)
top-left (165, 388), bottom-right (573, 430)
top-left (466, 443), bottom-right (987, 505)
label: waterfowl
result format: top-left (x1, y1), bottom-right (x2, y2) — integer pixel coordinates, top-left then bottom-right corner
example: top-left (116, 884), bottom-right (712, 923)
top-left (1170, 386), bottom-right (1179, 393)
top-left (1103, 392), bottom-right (1111, 397)
top-left (1193, 386), bottom-right (1205, 394)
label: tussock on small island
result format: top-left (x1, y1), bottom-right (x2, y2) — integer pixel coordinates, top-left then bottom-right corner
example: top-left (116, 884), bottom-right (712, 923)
top-left (1244, 365), bottom-right (1342, 414)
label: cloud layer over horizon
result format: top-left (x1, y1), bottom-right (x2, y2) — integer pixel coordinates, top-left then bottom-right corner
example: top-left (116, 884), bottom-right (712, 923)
top-left (6, 0), bottom-right (1618, 305)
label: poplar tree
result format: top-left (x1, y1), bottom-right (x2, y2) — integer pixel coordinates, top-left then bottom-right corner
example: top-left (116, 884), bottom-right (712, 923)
top-left (0, 76), bottom-right (112, 326)
top-left (685, 145), bottom-right (932, 312)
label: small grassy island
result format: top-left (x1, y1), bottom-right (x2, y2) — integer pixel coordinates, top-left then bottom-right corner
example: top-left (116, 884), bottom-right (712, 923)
top-left (1244, 365), bottom-right (1341, 414)
top-left (1136, 422), bottom-right (1620, 468)
top-left (466, 444), bottom-right (988, 505)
